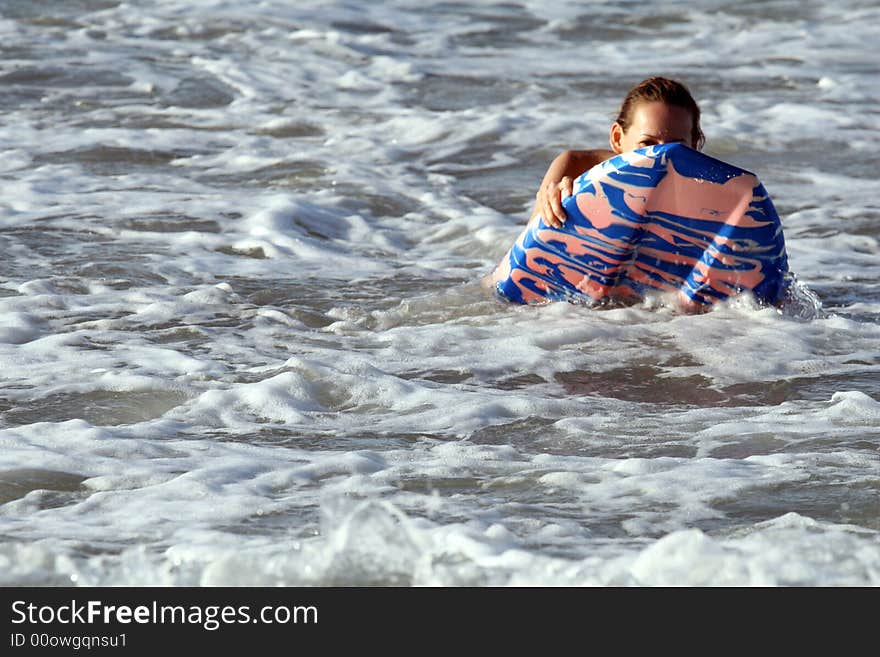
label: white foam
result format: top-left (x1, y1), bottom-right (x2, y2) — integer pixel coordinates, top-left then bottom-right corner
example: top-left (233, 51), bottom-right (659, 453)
top-left (0, 0), bottom-right (877, 587)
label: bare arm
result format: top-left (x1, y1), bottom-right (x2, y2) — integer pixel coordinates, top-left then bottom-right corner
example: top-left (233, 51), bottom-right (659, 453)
top-left (531, 149), bottom-right (614, 227)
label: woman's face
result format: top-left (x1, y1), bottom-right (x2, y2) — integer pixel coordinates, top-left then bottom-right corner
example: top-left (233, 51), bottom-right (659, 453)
top-left (610, 101), bottom-right (695, 153)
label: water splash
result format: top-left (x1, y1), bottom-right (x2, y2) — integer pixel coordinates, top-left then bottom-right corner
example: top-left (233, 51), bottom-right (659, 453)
top-left (780, 270), bottom-right (826, 321)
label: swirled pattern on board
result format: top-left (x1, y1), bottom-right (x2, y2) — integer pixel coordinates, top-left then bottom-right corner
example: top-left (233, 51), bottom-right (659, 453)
top-left (492, 143), bottom-right (789, 309)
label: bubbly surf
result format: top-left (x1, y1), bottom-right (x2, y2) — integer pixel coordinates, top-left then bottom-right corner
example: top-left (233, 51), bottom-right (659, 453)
top-left (0, 0), bottom-right (878, 586)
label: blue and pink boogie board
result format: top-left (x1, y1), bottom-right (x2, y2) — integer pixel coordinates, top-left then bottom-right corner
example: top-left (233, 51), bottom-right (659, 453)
top-left (490, 143), bottom-right (789, 310)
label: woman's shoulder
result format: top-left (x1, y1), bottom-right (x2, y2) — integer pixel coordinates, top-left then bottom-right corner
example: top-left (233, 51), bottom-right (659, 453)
top-left (569, 149), bottom-right (616, 167)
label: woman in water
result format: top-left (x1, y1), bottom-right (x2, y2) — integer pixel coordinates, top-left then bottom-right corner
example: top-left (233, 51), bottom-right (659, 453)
top-left (532, 76), bottom-right (705, 228)
top-left (487, 76), bottom-right (789, 309)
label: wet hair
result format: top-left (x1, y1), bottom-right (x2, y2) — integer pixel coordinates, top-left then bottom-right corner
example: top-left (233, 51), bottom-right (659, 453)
top-left (615, 76), bottom-right (705, 149)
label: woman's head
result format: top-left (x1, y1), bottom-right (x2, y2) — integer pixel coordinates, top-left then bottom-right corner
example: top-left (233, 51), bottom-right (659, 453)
top-left (609, 77), bottom-right (705, 153)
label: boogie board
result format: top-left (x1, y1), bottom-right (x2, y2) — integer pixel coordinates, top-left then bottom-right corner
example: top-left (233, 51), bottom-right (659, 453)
top-left (490, 143), bottom-right (788, 310)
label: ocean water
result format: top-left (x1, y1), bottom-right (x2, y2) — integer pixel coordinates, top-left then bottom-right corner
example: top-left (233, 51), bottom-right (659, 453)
top-left (0, 0), bottom-right (878, 586)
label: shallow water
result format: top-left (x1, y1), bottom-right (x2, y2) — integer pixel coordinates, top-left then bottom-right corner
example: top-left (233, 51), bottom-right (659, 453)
top-left (0, 0), bottom-right (878, 586)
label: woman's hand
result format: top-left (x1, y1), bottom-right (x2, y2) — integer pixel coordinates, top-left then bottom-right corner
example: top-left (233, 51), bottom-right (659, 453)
top-left (533, 175), bottom-right (574, 228)
top-left (530, 149), bottom-right (610, 229)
